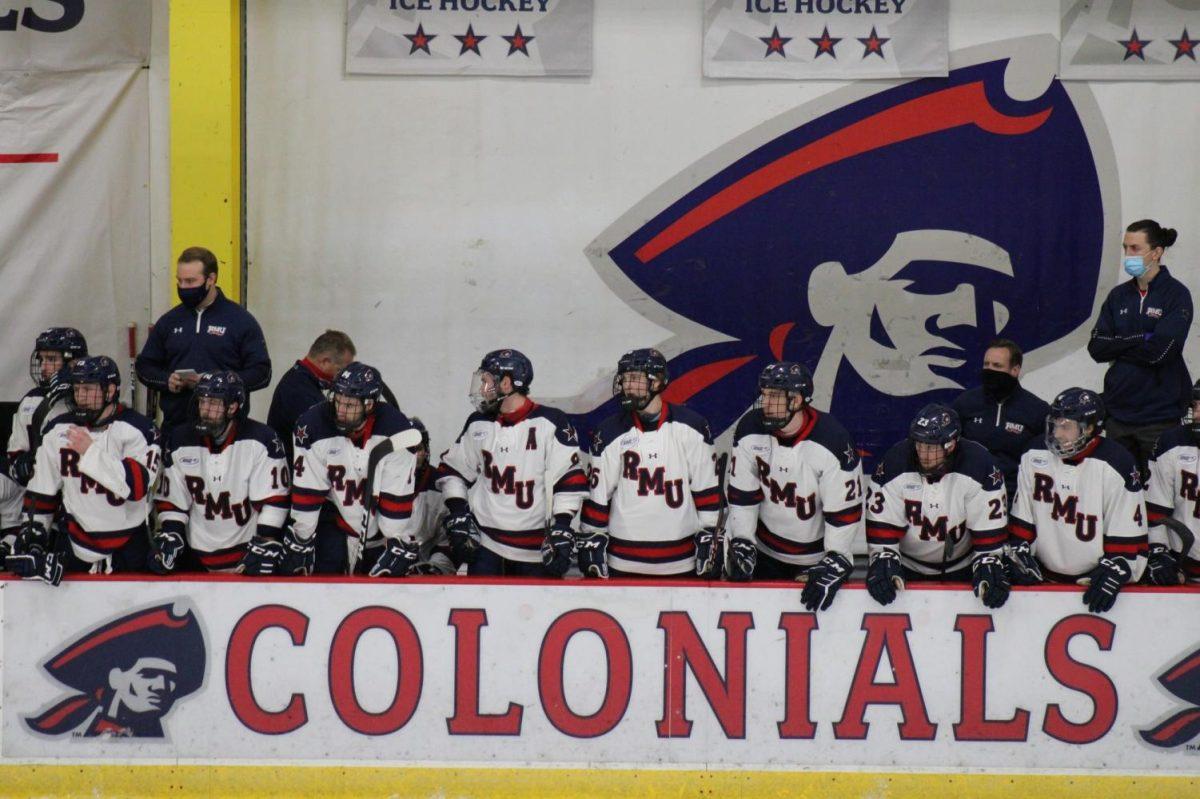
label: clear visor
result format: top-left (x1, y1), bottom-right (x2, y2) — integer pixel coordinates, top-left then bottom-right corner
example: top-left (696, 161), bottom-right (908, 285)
top-left (469, 369), bottom-right (500, 413)
top-left (1046, 416), bottom-right (1091, 457)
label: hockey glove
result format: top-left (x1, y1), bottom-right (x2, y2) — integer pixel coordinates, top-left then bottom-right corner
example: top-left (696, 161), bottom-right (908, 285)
top-left (369, 538), bottom-right (421, 578)
top-left (279, 532), bottom-right (315, 576)
top-left (1082, 557), bottom-right (1132, 614)
top-left (444, 510), bottom-right (481, 567)
top-left (972, 553), bottom-right (1011, 609)
top-left (6, 521), bottom-right (62, 586)
top-left (726, 538), bottom-right (757, 582)
top-left (801, 552), bottom-right (852, 611)
top-left (1007, 540), bottom-right (1043, 585)
top-left (6, 452), bottom-right (34, 486)
top-left (867, 549), bottom-right (904, 606)
top-left (694, 527), bottom-right (722, 579)
top-left (239, 536), bottom-right (285, 576)
top-left (1145, 544), bottom-right (1181, 586)
top-left (148, 529), bottom-right (185, 574)
top-left (541, 521), bottom-right (575, 577)
top-left (576, 532), bottom-right (609, 579)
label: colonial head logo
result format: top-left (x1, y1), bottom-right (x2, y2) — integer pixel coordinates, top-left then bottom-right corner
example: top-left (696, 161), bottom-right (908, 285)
top-left (1141, 644), bottom-right (1200, 749)
top-left (26, 603), bottom-right (205, 738)
top-left (576, 36), bottom-right (1118, 454)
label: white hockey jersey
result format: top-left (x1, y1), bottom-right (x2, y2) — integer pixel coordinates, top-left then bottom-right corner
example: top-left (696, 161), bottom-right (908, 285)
top-left (156, 418), bottom-right (290, 570)
top-left (726, 407), bottom-right (863, 566)
top-left (435, 399), bottom-right (586, 564)
top-left (866, 438), bottom-right (1007, 576)
top-left (1144, 425), bottom-right (1200, 582)
top-left (1, 386), bottom-right (70, 529)
top-left (289, 403), bottom-right (421, 548)
top-left (26, 407), bottom-right (161, 564)
top-left (1009, 436), bottom-right (1147, 581)
top-left (581, 402), bottom-right (721, 576)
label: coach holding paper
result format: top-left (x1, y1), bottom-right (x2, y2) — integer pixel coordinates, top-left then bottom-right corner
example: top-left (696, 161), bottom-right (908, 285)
top-left (1088, 220), bottom-right (1191, 477)
top-left (137, 247), bottom-right (271, 432)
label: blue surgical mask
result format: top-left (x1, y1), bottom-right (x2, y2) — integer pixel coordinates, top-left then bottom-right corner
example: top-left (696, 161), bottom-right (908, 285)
top-left (1123, 255), bottom-right (1147, 278)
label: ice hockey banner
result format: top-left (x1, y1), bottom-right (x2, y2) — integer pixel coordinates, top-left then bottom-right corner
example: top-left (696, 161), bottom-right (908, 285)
top-left (345, 0), bottom-right (593, 77)
top-left (1061, 0), bottom-right (1200, 80)
top-left (703, 0), bottom-right (948, 80)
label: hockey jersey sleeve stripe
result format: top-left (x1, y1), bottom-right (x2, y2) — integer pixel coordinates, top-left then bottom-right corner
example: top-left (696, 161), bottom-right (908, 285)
top-left (1103, 535), bottom-right (1149, 556)
top-left (608, 535), bottom-right (695, 563)
top-left (378, 492), bottom-right (416, 520)
top-left (253, 494), bottom-right (290, 509)
top-left (196, 545), bottom-right (247, 569)
top-left (727, 485), bottom-right (764, 506)
top-left (122, 458), bottom-right (150, 501)
top-left (758, 522), bottom-right (825, 555)
top-left (478, 524), bottom-right (544, 551)
top-left (692, 487), bottom-right (722, 509)
top-left (24, 492), bottom-right (59, 512)
top-left (1008, 516), bottom-right (1036, 542)
top-left (824, 506), bottom-right (863, 526)
top-left (970, 528), bottom-right (1008, 550)
top-left (290, 487), bottom-right (326, 508)
top-left (435, 462), bottom-right (473, 486)
top-left (553, 469), bottom-right (589, 493)
top-left (156, 500), bottom-right (186, 514)
top-left (1147, 502), bottom-right (1172, 524)
top-left (866, 522), bottom-right (904, 544)
top-left (581, 500), bottom-right (610, 526)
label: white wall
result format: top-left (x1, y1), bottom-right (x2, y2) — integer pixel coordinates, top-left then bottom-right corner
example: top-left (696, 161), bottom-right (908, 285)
top-left (246, 1), bottom-right (1200, 451)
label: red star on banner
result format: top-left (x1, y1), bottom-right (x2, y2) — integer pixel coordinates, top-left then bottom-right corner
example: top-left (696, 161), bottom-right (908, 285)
top-left (503, 24), bottom-right (535, 57)
top-left (454, 23), bottom-right (486, 56)
top-left (1169, 28), bottom-right (1197, 61)
top-left (809, 26), bottom-right (841, 59)
top-left (858, 26), bottom-right (889, 59)
top-left (404, 23), bottom-right (436, 55)
top-left (1118, 28), bottom-right (1151, 61)
top-left (759, 25), bottom-right (792, 58)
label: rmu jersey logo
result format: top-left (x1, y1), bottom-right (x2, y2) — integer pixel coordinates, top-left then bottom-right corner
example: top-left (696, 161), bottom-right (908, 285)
top-left (576, 37), bottom-right (1118, 456)
top-left (26, 603), bottom-right (205, 738)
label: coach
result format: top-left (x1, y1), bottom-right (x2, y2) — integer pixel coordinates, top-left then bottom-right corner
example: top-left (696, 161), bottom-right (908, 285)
top-left (136, 247), bottom-right (271, 431)
top-left (1088, 219), bottom-right (1191, 477)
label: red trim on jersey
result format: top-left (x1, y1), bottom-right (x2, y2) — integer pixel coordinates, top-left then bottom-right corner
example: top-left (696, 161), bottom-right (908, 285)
top-left (1103, 535), bottom-right (1149, 556)
top-left (581, 501), bottom-right (609, 526)
top-left (824, 505), bottom-right (862, 525)
top-left (631, 402), bottom-right (670, 432)
top-left (122, 458), bottom-right (149, 501)
top-left (155, 500), bottom-right (186, 514)
top-left (290, 488), bottom-right (325, 508)
top-left (727, 485), bottom-right (764, 506)
top-left (203, 420), bottom-right (239, 454)
top-left (66, 520), bottom-right (134, 554)
top-left (1008, 516), bottom-right (1036, 542)
top-left (498, 397), bottom-right (537, 426)
top-left (757, 522), bottom-right (824, 555)
top-left (481, 526), bottom-right (544, 550)
top-left (775, 407), bottom-right (818, 446)
top-left (349, 414), bottom-right (377, 449)
top-left (254, 494), bottom-right (290, 508)
top-left (195, 545), bottom-right (247, 569)
top-left (691, 487), bottom-right (721, 509)
top-left (553, 469), bottom-right (588, 492)
top-left (1063, 436), bottom-right (1102, 465)
top-left (970, 529), bottom-right (1008, 549)
top-left (866, 523), bottom-right (904, 543)
top-left (378, 493), bottom-right (414, 515)
top-left (608, 535), bottom-right (695, 563)
top-left (1147, 503), bottom-right (1172, 524)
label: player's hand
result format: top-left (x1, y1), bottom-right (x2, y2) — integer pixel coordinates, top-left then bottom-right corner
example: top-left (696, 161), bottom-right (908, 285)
top-left (971, 553), bottom-right (1011, 609)
top-left (726, 538), bottom-right (757, 582)
top-left (867, 549), bottom-right (904, 605)
top-left (575, 532), bottom-right (609, 579)
top-left (368, 538), bottom-right (420, 578)
top-left (540, 522), bottom-right (575, 577)
top-left (694, 527), bottom-right (722, 579)
top-left (801, 552), bottom-right (852, 611)
top-left (444, 511), bottom-right (481, 566)
top-left (1081, 557), bottom-right (1132, 613)
top-left (1145, 544), bottom-right (1181, 586)
top-left (238, 536), bottom-right (284, 576)
top-left (66, 426), bottom-right (93, 454)
top-left (1007, 541), bottom-right (1043, 585)
top-left (148, 530), bottom-right (185, 574)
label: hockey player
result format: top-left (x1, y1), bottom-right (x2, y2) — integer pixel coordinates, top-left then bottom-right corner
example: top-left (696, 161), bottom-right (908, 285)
top-left (1137, 379), bottom-right (1200, 584)
top-left (407, 417), bottom-right (455, 575)
top-left (1008, 388), bottom-right (1148, 612)
top-left (2, 328), bottom-right (89, 550)
top-left (579, 348), bottom-right (722, 579)
top-left (725, 361), bottom-right (862, 610)
top-left (287, 362), bottom-right (422, 577)
top-left (7, 356), bottom-right (160, 583)
top-left (152, 372), bottom-right (290, 573)
top-left (866, 404), bottom-right (1010, 609)
top-left (436, 350), bottom-right (587, 577)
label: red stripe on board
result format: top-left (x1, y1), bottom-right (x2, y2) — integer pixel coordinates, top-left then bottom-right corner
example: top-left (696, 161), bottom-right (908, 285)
top-left (0, 153), bottom-right (58, 164)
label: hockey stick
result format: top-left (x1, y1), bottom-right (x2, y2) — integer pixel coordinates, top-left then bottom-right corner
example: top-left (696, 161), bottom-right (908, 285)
top-left (713, 453), bottom-right (729, 579)
top-left (349, 426), bottom-right (424, 574)
top-left (1160, 516), bottom-right (1197, 564)
top-left (127, 323), bottom-right (138, 410)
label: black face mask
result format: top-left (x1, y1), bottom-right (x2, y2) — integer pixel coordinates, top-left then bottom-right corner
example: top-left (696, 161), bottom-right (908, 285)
top-left (178, 284), bottom-right (209, 309)
top-left (980, 369), bottom-right (1019, 401)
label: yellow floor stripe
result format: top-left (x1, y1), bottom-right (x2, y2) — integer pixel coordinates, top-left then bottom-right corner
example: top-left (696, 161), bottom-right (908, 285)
top-left (0, 765), bottom-right (1196, 799)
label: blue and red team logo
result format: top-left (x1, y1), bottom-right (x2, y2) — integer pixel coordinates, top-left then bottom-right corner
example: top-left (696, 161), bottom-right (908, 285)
top-left (574, 37), bottom-right (1118, 458)
top-left (1142, 645), bottom-right (1200, 749)
top-left (26, 602), bottom-right (205, 738)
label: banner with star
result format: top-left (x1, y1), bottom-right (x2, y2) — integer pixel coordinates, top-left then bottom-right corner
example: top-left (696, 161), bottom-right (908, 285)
top-left (702, 0), bottom-right (947, 80)
top-left (1061, 0), bottom-right (1200, 80)
top-left (345, 0), bottom-right (592, 77)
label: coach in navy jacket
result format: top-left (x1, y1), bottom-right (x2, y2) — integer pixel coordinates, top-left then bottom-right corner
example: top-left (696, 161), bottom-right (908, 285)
top-left (1088, 220), bottom-right (1191, 476)
top-left (136, 247), bottom-right (271, 432)
top-left (266, 330), bottom-right (357, 463)
top-left (952, 339), bottom-right (1049, 502)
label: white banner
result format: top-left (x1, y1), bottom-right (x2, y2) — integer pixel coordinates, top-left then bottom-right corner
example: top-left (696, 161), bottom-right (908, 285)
top-left (345, 0), bottom-right (593, 77)
top-left (4, 577), bottom-right (1200, 771)
top-left (1061, 0), bottom-right (1200, 80)
top-left (0, 1), bottom-right (151, 399)
top-left (703, 0), bottom-right (948, 80)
